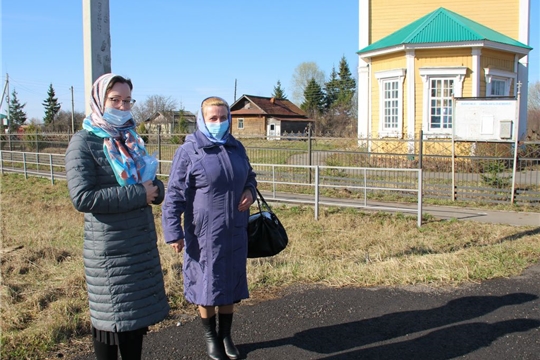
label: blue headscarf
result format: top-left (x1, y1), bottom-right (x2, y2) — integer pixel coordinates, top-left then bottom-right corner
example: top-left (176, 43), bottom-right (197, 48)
top-left (196, 96), bottom-right (231, 144)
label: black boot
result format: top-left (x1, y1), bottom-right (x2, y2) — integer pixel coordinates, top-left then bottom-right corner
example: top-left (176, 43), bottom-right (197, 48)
top-left (218, 313), bottom-right (240, 360)
top-left (201, 315), bottom-right (227, 360)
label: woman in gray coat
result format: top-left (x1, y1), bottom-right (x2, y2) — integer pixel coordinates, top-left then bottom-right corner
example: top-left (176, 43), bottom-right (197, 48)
top-left (65, 73), bottom-right (169, 360)
top-left (162, 96), bottom-right (257, 360)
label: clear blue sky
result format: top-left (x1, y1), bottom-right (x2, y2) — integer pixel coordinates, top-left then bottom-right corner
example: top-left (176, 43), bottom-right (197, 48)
top-left (1, 1), bottom-right (539, 121)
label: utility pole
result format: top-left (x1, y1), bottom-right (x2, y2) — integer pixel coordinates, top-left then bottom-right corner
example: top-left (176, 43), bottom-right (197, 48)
top-left (70, 86), bottom-right (75, 133)
top-left (6, 74), bottom-right (10, 133)
top-left (82, 0), bottom-right (111, 115)
top-left (0, 74), bottom-right (9, 134)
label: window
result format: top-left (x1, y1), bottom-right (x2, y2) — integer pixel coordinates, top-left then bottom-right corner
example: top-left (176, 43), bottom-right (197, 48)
top-left (429, 78), bottom-right (454, 130)
top-left (375, 69), bottom-right (405, 137)
top-left (383, 80), bottom-right (399, 129)
top-left (237, 118), bottom-right (244, 129)
top-left (490, 79), bottom-right (506, 96)
top-left (419, 67), bottom-right (466, 135)
top-left (485, 68), bottom-right (515, 97)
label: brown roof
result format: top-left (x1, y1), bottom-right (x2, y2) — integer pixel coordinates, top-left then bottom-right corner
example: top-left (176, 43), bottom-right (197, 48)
top-left (231, 108), bottom-right (265, 116)
top-left (230, 95), bottom-right (308, 118)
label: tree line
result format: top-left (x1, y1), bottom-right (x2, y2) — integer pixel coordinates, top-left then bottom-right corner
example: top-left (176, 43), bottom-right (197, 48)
top-left (4, 70), bottom-right (540, 140)
top-left (5, 84), bottom-right (85, 133)
top-left (272, 56), bottom-right (357, 137)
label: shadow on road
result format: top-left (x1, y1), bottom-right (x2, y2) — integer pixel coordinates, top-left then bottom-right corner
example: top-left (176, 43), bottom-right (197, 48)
top-left (498, 227), bottom-right (540, 242)
top-left (238, 293), bottom-right (539, 359)
top-left (318, 319), bottom-right (540, 359)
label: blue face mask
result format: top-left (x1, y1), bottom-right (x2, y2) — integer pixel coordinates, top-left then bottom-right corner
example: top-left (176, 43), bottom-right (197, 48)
top-left (206, 120), bottom-right (229, 140)
top-left (102, 107), bottom-right (133, 126)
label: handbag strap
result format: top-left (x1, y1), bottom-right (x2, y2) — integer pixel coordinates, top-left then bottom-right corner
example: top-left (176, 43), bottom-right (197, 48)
top-left (255, 188), bottom-right (273, 213)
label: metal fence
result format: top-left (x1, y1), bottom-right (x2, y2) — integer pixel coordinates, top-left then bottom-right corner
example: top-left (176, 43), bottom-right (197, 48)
top-left (1, 132), bottom-right (539, 206)
top-left (1, 150), bottom-right (424, 225)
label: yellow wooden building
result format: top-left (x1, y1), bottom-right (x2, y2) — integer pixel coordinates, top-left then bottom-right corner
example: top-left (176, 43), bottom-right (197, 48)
top-left (357, 0), bottom-right (532, 153)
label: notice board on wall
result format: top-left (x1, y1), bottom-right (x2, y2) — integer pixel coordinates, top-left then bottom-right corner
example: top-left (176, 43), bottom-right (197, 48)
top-left (454, 98), bottom-right (517, 141)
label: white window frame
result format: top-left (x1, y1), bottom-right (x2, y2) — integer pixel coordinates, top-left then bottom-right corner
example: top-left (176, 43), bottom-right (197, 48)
top-left (375, 68), bottom-right (405, 138)
top-left (484, 68), bottom-right (515, 97)
top-left (237, 118), bottom-right (244, 129)
top-left (419, 67), bottom-right (467, 136)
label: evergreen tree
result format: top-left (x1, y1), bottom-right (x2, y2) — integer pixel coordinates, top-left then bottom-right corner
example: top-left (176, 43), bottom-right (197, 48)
top-left (335, 56), bottom-right (356, 108)
top-left (272, 80), bottom-right (287, 99)
top-left (301, 78), bottom-right (325, 116)
top-left (324, 67), bottom-right (340, 110)
top-left (9, 89), bottom-right (27, 129)
top-left (42, 84), bottom-right (61, 128)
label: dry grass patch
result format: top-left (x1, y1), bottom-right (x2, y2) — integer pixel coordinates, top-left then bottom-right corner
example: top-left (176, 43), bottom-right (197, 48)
top-left (245, 206), bottom-right (540, 289)
top-left (1, 173), bottom-right (539, 359)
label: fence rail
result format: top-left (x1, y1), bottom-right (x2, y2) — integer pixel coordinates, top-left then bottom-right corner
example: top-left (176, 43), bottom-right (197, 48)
top-left (1, 132), bottom-right (539, 207)
top-left (0, 150), bottom-right (65, 184)
top-left (2, 150), bottom-right (424, 226)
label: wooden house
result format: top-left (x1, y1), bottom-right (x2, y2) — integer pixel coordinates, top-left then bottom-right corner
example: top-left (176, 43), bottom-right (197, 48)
top-left (144, 110), bottom-right (196, 134)
top-left (230, 95), bottom-right (315, 139)
top-left (357, 0), bottom-right (532, 151)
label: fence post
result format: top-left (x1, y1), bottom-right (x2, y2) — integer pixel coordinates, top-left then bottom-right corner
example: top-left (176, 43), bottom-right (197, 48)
top-left (418, 131), bottom-right (424, 226)
top-left (36, 129), bottom-right (40, 172)
top-left (418, 168), bottom-right (423, 227)
top-left (23, 152), bottom-right (27, 179)
top-left (419, 130), bottom-right (423, 169)
top-left (510, 84), bottom-right (521, 205)
top-left (314, 165), bottom-right (319, 220)
top-left (158, 125), bottom-right (162, 175)
top-left (49, 153), bottom-right (54, 185)
top-left (308, 123), bottom-right (312, 183)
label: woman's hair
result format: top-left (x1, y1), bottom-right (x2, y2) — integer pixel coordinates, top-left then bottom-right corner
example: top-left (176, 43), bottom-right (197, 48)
top-left (105, 75), bottom-right (133, 94)
top-left (201, 97), bottom-right (229, 111)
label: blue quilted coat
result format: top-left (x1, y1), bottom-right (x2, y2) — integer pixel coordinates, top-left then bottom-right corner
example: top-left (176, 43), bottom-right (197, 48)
top-left (65, 130), bottom-right (169, 332)
top-left (162, 130), bottom-right (257, 306)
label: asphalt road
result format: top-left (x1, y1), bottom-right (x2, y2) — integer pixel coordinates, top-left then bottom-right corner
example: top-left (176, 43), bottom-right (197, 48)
top-left (70, 262), bottom-right (540, 360)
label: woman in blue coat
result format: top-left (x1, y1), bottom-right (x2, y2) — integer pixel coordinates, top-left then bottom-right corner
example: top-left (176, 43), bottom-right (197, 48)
top-left (162, 96), bottom-right (257, 360)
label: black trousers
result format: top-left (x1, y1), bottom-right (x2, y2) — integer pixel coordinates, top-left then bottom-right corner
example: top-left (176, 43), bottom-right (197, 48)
top-left (92, 327), bottom-right (146, 360)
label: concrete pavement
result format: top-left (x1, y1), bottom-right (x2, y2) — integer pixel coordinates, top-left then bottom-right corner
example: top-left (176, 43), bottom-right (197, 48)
top-left (260, 192), bottom-right (540, 227)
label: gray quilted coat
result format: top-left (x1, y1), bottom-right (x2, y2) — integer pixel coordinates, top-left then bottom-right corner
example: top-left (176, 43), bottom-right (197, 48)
top-left (65, 129), bottom-right (169, 332)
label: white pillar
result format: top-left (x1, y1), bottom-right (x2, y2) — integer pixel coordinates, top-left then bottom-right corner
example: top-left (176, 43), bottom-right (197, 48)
top-left (406, 50), bottom-right (415, 141)
top-left (472, 48), bottom-right (482, 97)
top-left (357, 0), bottom-right (370, 142)
top-left (82, 0), bottom-right (111, 115)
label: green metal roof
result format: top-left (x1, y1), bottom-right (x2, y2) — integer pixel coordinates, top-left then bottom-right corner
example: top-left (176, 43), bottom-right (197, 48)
top-left (357, 7), bottom-right (532, 55)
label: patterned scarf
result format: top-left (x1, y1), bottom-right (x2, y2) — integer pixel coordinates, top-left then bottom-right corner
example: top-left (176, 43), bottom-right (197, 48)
top-left (83, 73), bottom-right (149, 186)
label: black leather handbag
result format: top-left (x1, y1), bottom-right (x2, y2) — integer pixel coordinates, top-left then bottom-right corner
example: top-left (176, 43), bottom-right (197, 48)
top-left (247, 188), bottom-right (288, 258)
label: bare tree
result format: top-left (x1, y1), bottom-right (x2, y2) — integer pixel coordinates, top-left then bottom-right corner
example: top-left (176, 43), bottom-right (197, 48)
top-left (291, 62), bottom-right (325, 106)
top-left (527, 81), bottom-right (540, 138)
top-left (130, 95), bottom-right (178, 124)
top-left (46, 110), bottom-right (85, 132)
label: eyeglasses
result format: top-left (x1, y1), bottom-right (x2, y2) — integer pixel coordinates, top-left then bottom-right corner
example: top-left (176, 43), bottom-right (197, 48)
top-left (108, 97), bottom-right (136, 108)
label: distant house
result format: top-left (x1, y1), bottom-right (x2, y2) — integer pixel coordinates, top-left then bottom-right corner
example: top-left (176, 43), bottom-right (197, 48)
top-left (230, 95), bottom-right (314, 139)
top-left (144, 110), bottom-right (197, 134)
